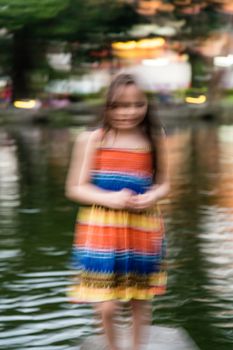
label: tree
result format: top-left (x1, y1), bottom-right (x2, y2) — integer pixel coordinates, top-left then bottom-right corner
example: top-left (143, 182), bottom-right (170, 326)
top-left (0, 0), bottom-right (70, 98)
top-left (0, 0), bottom-right (140, 99)
top-left (37, 0), bottom-right (141, 41)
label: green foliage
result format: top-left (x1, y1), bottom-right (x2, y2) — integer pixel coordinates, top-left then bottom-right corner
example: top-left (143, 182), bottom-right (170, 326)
top-left (35, 0), bottom-right (140, 42)
top-left (0, 0), bottom-right (68, 30)
top-left (0, 0), bottom-right (140, 41)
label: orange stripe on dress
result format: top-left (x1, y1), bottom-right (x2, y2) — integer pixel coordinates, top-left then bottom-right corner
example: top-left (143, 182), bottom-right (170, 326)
top-left (93, 149), bottom-right (153, 174)
top-left (75, 224), bottom-right (163, 253)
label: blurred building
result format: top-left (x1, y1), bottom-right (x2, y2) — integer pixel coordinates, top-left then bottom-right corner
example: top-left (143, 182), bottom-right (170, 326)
top-left (112, 38), bottom-right (191, 91)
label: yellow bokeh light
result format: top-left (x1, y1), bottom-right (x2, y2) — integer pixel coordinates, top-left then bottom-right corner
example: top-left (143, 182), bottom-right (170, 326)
top-left (14, 100), bottom-right (37, 109)
top-left (112, 37), bottom-right (166, 59)
top-left (112, 41), bottom-right (137, 50)
top-left (185, 95), bottom-right (207, 104)
top-left (112, 38), bottom-right (165, 51)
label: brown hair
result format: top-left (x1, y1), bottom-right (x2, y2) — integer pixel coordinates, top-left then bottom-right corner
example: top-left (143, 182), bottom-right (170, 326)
top-left (101, 73), bottom-right (164, 182)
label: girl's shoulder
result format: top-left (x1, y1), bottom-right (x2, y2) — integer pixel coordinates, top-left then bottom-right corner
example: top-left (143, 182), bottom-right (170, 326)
top-left (74, 128), bottom-right (103, 151)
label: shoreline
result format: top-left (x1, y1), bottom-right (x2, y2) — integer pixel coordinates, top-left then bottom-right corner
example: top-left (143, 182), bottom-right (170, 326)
top-left (0, 100), bottom-right (232, 128)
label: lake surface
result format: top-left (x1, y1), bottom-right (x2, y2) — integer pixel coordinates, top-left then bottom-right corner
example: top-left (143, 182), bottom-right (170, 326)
top-left (0, 121), bottom-right (233, 350)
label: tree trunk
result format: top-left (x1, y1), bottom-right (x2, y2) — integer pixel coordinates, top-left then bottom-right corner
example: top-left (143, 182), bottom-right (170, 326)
top-left (12, 27), bottom-right (34, 100)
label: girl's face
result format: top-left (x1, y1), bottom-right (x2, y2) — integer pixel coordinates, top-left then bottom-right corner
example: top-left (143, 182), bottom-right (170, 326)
top-left (107, 84), bottom-right (148, 131)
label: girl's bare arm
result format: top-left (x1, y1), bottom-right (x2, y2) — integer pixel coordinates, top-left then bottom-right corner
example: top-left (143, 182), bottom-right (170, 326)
top-left (129, 131), bottom-right (170, 210)
top-left (149, 129), bottom-right (170, 198)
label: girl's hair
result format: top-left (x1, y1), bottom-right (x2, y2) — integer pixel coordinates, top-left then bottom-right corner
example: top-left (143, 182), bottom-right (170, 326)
top-left (102, 73), bottom-right (164, 182)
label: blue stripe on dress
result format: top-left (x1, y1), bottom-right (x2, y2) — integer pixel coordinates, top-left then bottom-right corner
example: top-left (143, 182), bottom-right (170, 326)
top-left (91, 171), bottom-right (153, 194)
top-left (71, 248), bottom-right (162, 274)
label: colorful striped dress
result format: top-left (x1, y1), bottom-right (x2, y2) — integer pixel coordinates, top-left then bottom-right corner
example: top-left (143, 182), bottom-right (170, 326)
top-left (69, 145), bottom-right (166, 303)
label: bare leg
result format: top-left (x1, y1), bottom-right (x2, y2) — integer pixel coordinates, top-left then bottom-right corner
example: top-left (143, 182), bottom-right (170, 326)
top-left (130, 300), bottom-right (152, 350)
top-left (94, 301), bottom-right (118, 350)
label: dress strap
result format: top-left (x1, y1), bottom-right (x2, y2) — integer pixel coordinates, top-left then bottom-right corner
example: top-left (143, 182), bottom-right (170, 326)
top-left (96, 128), bottom-right (105, 148)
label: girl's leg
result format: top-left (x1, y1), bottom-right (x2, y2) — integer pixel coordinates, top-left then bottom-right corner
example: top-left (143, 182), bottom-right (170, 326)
top-left (94, 301), bottom-right (118, 350)
top-left (130, 300), bottom-right (152, 350)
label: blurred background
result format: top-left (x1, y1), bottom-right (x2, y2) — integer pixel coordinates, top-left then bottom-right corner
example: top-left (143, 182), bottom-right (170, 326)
top-left (0, 1), bottom-right (233, 350)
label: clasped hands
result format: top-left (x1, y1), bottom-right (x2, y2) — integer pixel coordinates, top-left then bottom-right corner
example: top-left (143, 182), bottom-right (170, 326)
top-left (107, 188), bottom-right (158, 211)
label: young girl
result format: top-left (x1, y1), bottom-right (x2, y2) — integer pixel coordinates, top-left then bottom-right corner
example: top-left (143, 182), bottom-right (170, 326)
top-left (66, 74), bottom-right (169, 350)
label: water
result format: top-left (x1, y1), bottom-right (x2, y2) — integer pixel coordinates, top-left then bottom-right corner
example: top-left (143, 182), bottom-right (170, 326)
top-left (0, 122), bottom-right (233, 350)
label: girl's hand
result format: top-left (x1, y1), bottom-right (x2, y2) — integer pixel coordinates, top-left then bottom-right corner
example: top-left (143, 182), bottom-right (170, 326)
top-left (128, 182), bottom-right (170, 211)
top-left (128, 190), bottom-right (158, 211)
top-left (105, 189), bottom-right (135, 210)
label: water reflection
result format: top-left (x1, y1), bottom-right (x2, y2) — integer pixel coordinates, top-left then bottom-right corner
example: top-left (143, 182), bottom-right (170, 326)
top-left (0, 129), bottom-right (20, 210)
top-left (198, 126), bottom-right (233, 342)
top-left (0, 122), bottom-right (233, 349)
top-left (0, 130), bottom-right (22, 276)
top-left (162, 123), bottom-right (233, 349)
